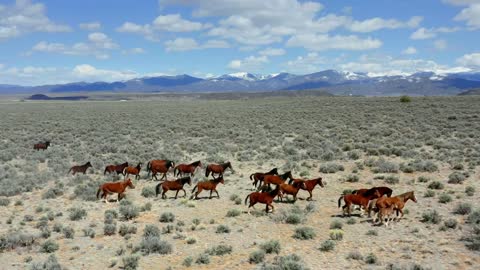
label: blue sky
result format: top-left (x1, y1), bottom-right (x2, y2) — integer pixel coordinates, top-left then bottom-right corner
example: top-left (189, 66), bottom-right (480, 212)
top-left (0, 0), bottom-right (479, 85)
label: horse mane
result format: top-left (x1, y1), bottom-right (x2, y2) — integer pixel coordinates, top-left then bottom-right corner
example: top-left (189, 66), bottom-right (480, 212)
top-left (266, 168), bottom-right (278, 174)
top-left (83, 161), bottom-right (91, 166)
top-left (190, 160), bottom-right (201, 166)
top-left (280, 171), bottom-right (292, 180)
top-left (121, 162), bottom-right (128, 166)
top-left (135, 163), bottom-right (142, 169)
top-left (268, 184), bottom-right (281, 196)
top-left (397, 191), bottom-right (414, 201)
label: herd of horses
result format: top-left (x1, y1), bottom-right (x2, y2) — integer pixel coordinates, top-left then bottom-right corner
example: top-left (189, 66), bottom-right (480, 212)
top-left (36, 141), bottom-right (417, 226)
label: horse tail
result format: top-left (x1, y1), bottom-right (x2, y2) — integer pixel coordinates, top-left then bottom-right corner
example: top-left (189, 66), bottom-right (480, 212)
top-left (191, 185), bottom-right (198, 194)
top-left (96, 187), bottom-right (102, 199)
top-left (67, 168), bottom-right (72, 175)
top-left (103, 167), bottom-right (108, 175)
top-left (155, 183), bottom-right (161, 197)
top-left (244, 194), bottom-right (251, 205)
top-left (249, 174), bottom-right (255, 181)
top-left (338, 195), bottom-right (344, 208)
top-left (205, 167), bottom-right (210, 177)
top-left (146, 161), bottom-right (151, 176)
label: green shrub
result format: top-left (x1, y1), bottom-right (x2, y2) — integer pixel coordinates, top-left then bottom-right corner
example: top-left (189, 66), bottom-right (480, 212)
top-left (428, 181), bottom-right (444, 190)
top-left (385, 175), bottom-right (400, 184)
top-left (448, 172), bottom-right (466, 184)
top-left (329, 229), bottom-right (344, 241)
top-left (285, 214), bottom-right (303, 224)
top-left (260, 254), bottom-right (307, 270)
top-left (159, 212), bottom-right (175, 223)
top-left (182, 256), bottom-right (193, 267)
top-left (249, 250), bottom-right (265, 264)
top-left (345, 174), bottom-right (359, 183)
top-left (421, 210), bottom-right (441, 224)
top-left (293, 227), bottom-right (316, 240)
top-left (443, 219), bottom-right (458, 229)
top-left (143, 225), bottom-right (160, 238)
top-left (205, 244), bottom-right (232, 256)
top-left (424, 190), bottom-right (435, 198)
top-left (82, 227), bottom-right (95, 238)
top-left (319, 163), bottom-right (344, 173)
top-left (417, 176), bottom-right (429, 183)
top-left (141, 186), bottom-right (156, 198)
top-left (226, 209), bottom-right (241, 217)
top-left (467, 210), bottom-right (480, 225)
top-left (330, 220), bottom-right (343, 229)
top-left (42, 188), bottom-right (63, 200)
top-left (104, 223), bottom-right (116, 236)
top-left (122, 255), bottom-right (140, 270)
top-left (138, 236), bottom-right (172, 255)
top-left (400, 95), bottom-right (411, 103)
top-left (195, 253), bottom-right (210, 265)
top-left (346, 218), bottom-right (356, 225)
top-left (0, 198), bottom-right (11, 206)
top-left (119, 200), bottom-right (139, 220)
top-left (260, 240), bottom-right (281, 254)
top-left (62, 226), bottom-right (75, 239)
top-left (68, 207), bottom-right (87, 221)
top-left (465, 186), bottom-right (475, 196)
top-left (346, 250), bottom-right (363, 260)
top-left (216, 225), bottom-right (230, 234)
top-left (364, 253), bottom-right (378, 264)
top-left (438, 193), bottom-right (452, 204)
top-left (31, 255), bottom-right (62, 270)
top-left (366, 230), bottom-right (378, 236)
top-left (319, 240), bottom-right (335, 252)
top-left (454, 203), bottom-right (472, 215)
top-left (40, 239), bottom-right (59, 253)
top-left (119, 224), bottom-right (137, 237)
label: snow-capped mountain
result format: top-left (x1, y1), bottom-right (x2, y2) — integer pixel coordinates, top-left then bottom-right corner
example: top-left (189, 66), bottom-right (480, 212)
top-left (1, 70), bottom-right (480, 96)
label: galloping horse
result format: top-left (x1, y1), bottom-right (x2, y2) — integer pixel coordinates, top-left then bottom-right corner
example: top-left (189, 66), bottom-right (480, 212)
top-left (34, 141), bottom-right (50, 151)
top-left (205, 161), bottom-right (233, 179)
top-left (147, 159), bottom-right (175, 181)
top-left (261, 171), bottom-right (293, 190)
top-left (245, 184), bottom-right (281, 214)
top-left (338, 189), bottom-right (381, 216)
top-left (279, 181), bottom-right (306, 202)
top-left (190, 176), bottom-right (225, 200)
top-left (155, 176), bottom-right (192, 199)
top-left (174, 160), bottom-right (202, 177)
top-left (372, 191), bottom-right (417, 223)
top-left (96, 178), bottom-right (135, 203)
top-left (123, 163), bottom-right (142, 180)
top-left (67, 162), bottom-right (92, 175)
top-left (250, 168), bottom-right (278, 188)
top-left (289, 177), bottom-right (324, 201)
top-left (104, 162), bottom-right (129, 176)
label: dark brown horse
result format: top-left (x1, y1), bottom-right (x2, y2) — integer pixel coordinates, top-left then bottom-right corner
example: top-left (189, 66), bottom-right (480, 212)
top-left (250, 167), bottom-right (278, 188)
top-left (279, 181), bottom-right (306, 202)
top-left (104, 162), bottom-right (129, 175)
top-left (338, 189), bottom-right (381, 216)
top-left (205, 161), bottom-right (233, 179)
top-left (261, 171), bottom-right (293, 190)
top-left (34, 141), bottom-right (50, 151)
top-left (96, 178), bottom-right (135, 203)
top-left (353, 186), bottom-right (393, 198)
top-left (123, 162), bottom-right (142, 180)
top-left (245, 184), bottom-right (281, 214)
top-left (190, 176), bottom-right (225, 200)
top-left (67, 162), bottom-right (92, 175)
top-left (155, 176), bottom-right (192, 199)
top-left (147, 159), bottom-right (175, 181)
top-left (289, 177), bottom-right (324, 201)
top-left (174, 160), bottom-right (202, 177)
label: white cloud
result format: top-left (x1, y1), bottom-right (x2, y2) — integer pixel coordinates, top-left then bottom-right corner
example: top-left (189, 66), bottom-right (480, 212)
top-left (259, 48), bottom-right (285, 56)
top-left (284, 52), bottom-right (326, 73)
top-left (79, 21), bottom-right (101, 31)
top-left (443, 0), bottom-right (480, 6)
top-left (402, 46), bottom-right (417, 55)
top-left (72, 64), bottom-right (138, 81)
top-left (31, 32), bottom-right (118, 59)
top-left (286, 34), bottom-right (382, 51)
top-left (410, 26), bottom-right (460, 40)
top-left (457, 52), bottom-right (480, 68)
top-left (454, 3), bottom-right (480, 28)
top-left (228, 55), bottom-right (269, 71)
top-left (164, 38), bottom-right (229, 51)
top-left (347, 16), bottom-right (422, 33)
top-left (122, 47), bottom-right (146, 55)
top-left (0, 0), bottom-right (70, 41)
top-left (116, 22), bottom-right (156, 40)
top-left (153, 14), bottom-right (207, 32)
top-left (434, 39), bottom-right (447, 50)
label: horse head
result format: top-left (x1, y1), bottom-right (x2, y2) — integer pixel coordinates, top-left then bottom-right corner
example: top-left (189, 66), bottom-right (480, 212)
top-left (218, 176), bottom-right (225, 184)
top-left (409, 191), bottom-right (417, 203)
top-left (316, 177), bottom-right (325, 188)
top-left (136, 162), bottom-right (143, 169)
top-left (45, 141), bottom-right (51, 146)
top-left (86, 161), bottom-right (92, 168)
top-left (126, 178), bottom-right (135, 189)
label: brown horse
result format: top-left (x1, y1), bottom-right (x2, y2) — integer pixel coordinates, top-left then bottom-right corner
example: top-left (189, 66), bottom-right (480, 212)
top-left (289, 177), bottom-right (324, 201)
top-left (96, 178), bottom-right (135, 203)
top-left (205, 161), bottom-right (233, 179)
top-left (372, 191), bottom-right (417, 223)
top-left (353, 186), bottom-right (393, 198)
top-left (34, 141), bottom-right (50, 151)
top-left (104, 162), bottom-right (129, 175)
top-left (174, 160), bottom-right (202, 177)
top-left (190, 176), bottom-right (225, 200)
top-left (338, 189), bottom-right (381, 216)
top-left (155, 176), bottom-right (192, 199)
top-left (245, 184), bottom-right (281, 214)
top-left (250, 167), bottom-right (278, 188)
top-left (377, 204), bottom-right (396, 227)
top-left (261, 171), bottom-right (293, 190)
top-left (147, 159), bottom-right (175, 181)
top-left (279, 181), bottom-right (306, 202)
top-left (67, 162), bottom-right (92, 175)
top-left (123, 162), bottom-right (142, 180)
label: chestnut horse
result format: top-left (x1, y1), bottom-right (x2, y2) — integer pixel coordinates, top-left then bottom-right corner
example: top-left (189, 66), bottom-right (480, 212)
top-left (67, 162), bottom-right (92, 175)
top-left (123, 162), bottom-right (142, 180)
top-left (338, 189), bottom-right (381, 216)
top-left (205, 161), bottom-right (233, 179)
top-left (174, 160), bottom-right (202, 177)
top-left (155, 176), bottom-right (192, 199)
top-left (261, 171), bottom-right (293, 190)
top-left (245, 184), bottom-right (281, 214)
top-left (288, 177), bottom-right (324, 201)
top-left (34, 141), bottom-right (50, 151)
top-left (190, 176), bottom-right (225, 200)
top-left (279, 181), bottom-right (306, 202)
top-left (96, 178), bottom-right (135, 203)
top-left (250, 167), bottom-right (278, 188)
top-left (372, 191), bottom-right (417, 223)
top-left (147, 159), bottom-right (175, 181)
top-left (104, 162), bottom-right (129, 175)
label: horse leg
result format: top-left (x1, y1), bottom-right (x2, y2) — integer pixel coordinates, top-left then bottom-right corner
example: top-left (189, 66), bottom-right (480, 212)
top-left (182, 189), bottom-right (187, 198)
top-left (209, 190), bottom-right (213, 199)
top-left (162, 190), bottom-right (167, 199)
top-left (215, 190), bottom-right (220, 199)
top-left (307, 190), bottom-right (313, 201)
top-left (174, 190), bottom-right (180, 199)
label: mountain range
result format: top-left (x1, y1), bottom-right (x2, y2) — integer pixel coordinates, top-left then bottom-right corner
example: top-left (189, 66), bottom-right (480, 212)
top-left (2, 70), bottom-right (480, 96)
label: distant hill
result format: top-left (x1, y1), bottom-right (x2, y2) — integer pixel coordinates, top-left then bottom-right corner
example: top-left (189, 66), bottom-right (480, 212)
top-left (458, 88), bottom-right (480, 96)
top-left (27, 94), bottom-right (88, 101)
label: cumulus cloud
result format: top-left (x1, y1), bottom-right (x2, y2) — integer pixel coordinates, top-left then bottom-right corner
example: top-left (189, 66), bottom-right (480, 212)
top-left (259, 48), bottom-right (286, 56)
top-left (454, 3), bottom-right (480, 28)
top-left (347, 16), bottom-right (422, 32)
top-left (30, 32), bottom-right (118, 59)
top-left (79, 21), bottom-right (101, 31)
top-left (284, 52), bottom-right (326, 74)
top-left (71, 64), bottom-right (138, 81)
top-left (402, 46), bottom-right (417, 55)
top-left (164, 38), bottom-right (229, 51)
top-left (410, 26), bottom-right (460, 39)
top-left (0, 0), bottom-right (70, 41)
top-left (228, 55), bottom-right (269, 71)
top-left (434, 39), bottom-right (447, 50)
top-left (457, 52), bottom-right (480, 68)
top-left (286, 34), bottom-right (382, 51)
